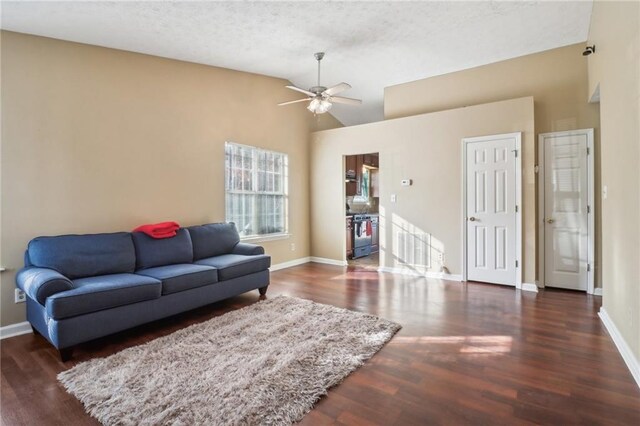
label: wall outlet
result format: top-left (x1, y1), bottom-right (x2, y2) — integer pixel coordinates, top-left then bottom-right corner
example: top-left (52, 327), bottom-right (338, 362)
top-left (437, 252), bottom-right (445, 263)
top-left (290, 243), bottom-right (296, 251)
top-left (15, 288), bottom-right (26, 303)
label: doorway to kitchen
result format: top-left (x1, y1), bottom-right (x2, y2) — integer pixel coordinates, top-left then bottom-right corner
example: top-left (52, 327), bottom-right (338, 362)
top-left (344, 152), bottom-right (379, 271)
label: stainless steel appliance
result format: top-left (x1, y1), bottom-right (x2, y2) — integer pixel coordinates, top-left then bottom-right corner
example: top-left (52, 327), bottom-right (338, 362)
top-left (352, 214), bottom-right (372, 258)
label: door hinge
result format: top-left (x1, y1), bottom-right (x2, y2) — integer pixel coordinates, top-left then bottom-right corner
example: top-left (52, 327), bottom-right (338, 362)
top-left (513, 149), bottom-right (518, 158)
top-left (534, 165), bottom-right (539, 173)
top-left (587, 205), bottom-right (591, 214)
top-left (587, 263), bottom-right (591, 272)
top-left (587, 147), bottom-right (590, 155)
top-left (515, 205), bottom-right (518, 213)
top-left (515, 260), bottom-right (519, 268)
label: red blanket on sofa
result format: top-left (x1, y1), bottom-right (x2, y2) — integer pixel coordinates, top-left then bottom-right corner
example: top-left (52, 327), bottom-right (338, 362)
top-left (133, 221), bottom-right (180, 239)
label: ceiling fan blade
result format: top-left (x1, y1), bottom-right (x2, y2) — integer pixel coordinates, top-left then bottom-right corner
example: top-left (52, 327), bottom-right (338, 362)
top-left (323, 82), bottom-right (351, 96)
top-left (330, 96), bottom-right (362, 106)
top-left (278, 98), bottom-right (310, 106)
top-left (285, 85), bottom-right (315, 97)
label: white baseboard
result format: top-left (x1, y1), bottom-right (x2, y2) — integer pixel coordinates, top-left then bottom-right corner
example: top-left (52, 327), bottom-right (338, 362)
top-left (521, 282), bottom-right (539, 293)
top-left (271, 256), bottom-right (349, 270)
top-left (309, 257), bottom-right (348, 267)
top-left (0, 321), bottom-right (32, 340)
top-left (599, 307), bottom-right (640, 388)
top-left (593, 287), bottom-right (603, 296)
top-left (270, 257), bottom-right (311, 271)
top-left (377, 266), bottom-right (462, 281)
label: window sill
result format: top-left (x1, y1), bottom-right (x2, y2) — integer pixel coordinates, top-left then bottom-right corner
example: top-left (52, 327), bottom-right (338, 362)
top-left (240, 233), bottom-right (291, 243)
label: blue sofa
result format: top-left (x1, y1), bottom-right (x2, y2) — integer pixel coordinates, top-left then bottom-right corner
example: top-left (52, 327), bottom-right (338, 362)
top-left (16, 222), bottom-right (270, 361)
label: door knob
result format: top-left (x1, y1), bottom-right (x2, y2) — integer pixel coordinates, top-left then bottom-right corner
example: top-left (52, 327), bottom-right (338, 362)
top-left (546, 218), bottom-right (555, 224)
top-left (469, 217), bottom-right (477, 222)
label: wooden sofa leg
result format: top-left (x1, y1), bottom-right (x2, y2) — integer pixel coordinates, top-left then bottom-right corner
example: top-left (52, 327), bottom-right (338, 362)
top-left (59, 347), bottom-right (74, 362)
top-left (259, 286), bottom-right (268, 296)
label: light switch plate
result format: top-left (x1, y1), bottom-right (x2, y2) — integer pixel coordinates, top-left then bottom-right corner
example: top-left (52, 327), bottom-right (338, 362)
top-left (391, 194), bottom-right (397, 203)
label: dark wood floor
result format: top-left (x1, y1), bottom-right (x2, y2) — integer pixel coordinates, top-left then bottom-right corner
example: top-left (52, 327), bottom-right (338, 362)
top-left (2, 263), bottom-right (639, 425)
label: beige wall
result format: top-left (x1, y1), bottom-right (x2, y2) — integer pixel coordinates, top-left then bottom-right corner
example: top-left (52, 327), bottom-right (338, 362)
top-left (384, 43), bottom-right (600, 134)
top-left (587, 1), bottom-right (640, 361)
top-left (384, 42), bottom-right (602, 287)
top-left (311, 97), bottom-right (535, 282)
top-left (0, 31), bottom-right (341, 327)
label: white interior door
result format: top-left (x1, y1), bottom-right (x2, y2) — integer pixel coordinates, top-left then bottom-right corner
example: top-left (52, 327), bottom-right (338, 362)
top-left (465, 134), bottom-right (519, 286)
top-left (543, 133), bottom-right (589, 291)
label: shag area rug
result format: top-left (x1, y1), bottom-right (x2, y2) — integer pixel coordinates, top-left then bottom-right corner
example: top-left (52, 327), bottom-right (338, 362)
top-left (58, 295), bottom-right (401, 425)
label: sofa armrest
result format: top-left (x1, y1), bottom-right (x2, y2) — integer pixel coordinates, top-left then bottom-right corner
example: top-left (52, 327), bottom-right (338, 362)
top-left (16, 267), bottom-right (74, 305)
top-left (232, 242), bottom-right (265, 256)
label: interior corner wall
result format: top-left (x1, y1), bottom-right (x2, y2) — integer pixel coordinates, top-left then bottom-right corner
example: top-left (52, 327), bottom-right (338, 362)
top-left (587, 0), bottom-right (640, 363)
top-left (0, 31), bottom-right (339, 327)
top-left (383, 42), bottom-right (602, 288)
top-left (310, 97), bottom-right (535, 282)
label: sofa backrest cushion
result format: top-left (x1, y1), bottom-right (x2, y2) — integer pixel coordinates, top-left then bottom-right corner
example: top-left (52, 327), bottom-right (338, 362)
top-left (27, 232), bottom-right (136, 279)
top-left (132, 228), bottom-right (193, 270)
top-left (187, 222), bottom-right (240, 260)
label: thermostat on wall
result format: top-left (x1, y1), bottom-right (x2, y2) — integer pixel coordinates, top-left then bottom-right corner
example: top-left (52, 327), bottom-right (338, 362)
top-left (401, 179), bottom-right (412, 186)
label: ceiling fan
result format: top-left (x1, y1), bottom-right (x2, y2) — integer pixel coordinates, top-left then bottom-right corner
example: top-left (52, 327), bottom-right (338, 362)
top-left (278, 52), bottom-right (362, 114)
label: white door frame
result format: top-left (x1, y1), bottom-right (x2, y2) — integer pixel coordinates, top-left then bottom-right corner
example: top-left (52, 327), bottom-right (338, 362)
top-left (537, 129), bottom-right (595, 294)
top-left (462, 132), bottom-right (523, 289)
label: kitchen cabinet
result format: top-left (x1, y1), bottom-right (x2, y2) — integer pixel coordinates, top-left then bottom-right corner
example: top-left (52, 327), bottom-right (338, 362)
top-left (345, 155), bottom-right (358, 196)
top-left (345, 153), bottom-right (378, 197)
top-left (346, 181), bottom-right (357, 197)
top-left (363, 153), bottom-right (379, 168)
top-left (346, 155), bottom-right (357, 177)
top-left (346, 216), bottom-right (353, 258)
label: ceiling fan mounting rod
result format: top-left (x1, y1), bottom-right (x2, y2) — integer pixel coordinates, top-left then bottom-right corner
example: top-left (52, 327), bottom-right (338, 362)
top-left (315, 52), bottom-right (324, 90)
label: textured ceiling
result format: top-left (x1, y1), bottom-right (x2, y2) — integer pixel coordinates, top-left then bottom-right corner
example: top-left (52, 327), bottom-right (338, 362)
top-left (1, 1), bottom-right (593, 126)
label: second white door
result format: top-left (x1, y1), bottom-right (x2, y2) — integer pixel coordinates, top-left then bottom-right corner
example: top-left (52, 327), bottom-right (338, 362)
top-left (465, 133), bottom-right (520, 286)
top-left (541, 131), bottom-right (590, 291)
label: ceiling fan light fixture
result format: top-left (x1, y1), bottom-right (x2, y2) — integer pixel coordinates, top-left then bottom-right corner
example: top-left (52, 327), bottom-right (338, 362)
top-left (307, 97), bottom-right (332, 114)
top-left (279, 52), bottom-right (360, 114)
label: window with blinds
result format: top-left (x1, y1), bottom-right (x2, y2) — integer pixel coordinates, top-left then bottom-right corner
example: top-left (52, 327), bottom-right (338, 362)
top-left (224, 142), bottom-right (289, 239)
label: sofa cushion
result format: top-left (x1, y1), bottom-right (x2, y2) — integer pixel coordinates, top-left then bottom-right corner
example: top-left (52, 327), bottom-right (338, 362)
top-left (195, 254), bottom-right (271, 281)
top-left (132, 228), bottom-right (193, 270)
top-left (136, 264), bottom-right (218, 295)
top-left (187, 223), bottom-right (240, 260)
top-left (27, 232), bottom-right (135, 279)
top-left (46, 273), bottom-right (162, 319)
